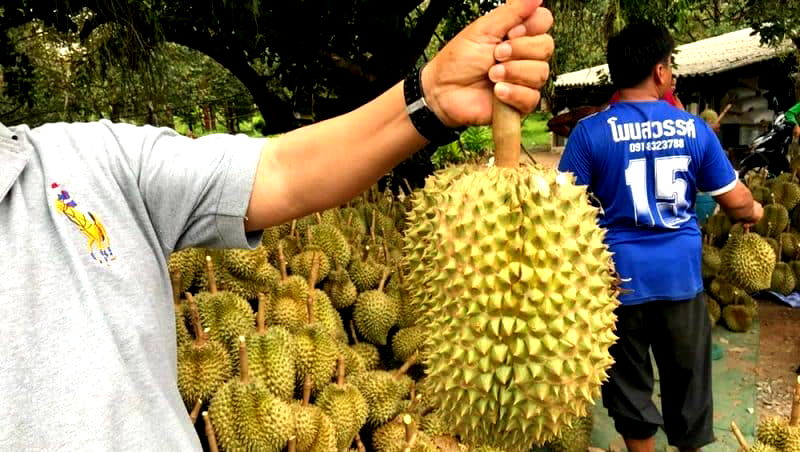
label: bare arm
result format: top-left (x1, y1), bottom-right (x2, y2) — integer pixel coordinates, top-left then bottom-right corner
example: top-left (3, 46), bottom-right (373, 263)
top-left (243, 0), bottom-right (554, 231)
top-left (713, 181), bottom-right (763, 225)
top-left (244, 82), bottom-right (427, 230)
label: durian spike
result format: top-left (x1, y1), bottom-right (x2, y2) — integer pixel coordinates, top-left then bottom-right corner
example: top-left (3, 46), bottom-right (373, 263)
top-left (353, 433), bottom-right (367, 452)
top-left (277, 242), bottom-right (288, 280)
top-left (394, 351), bottom-right (418, 379)
top-left (492, 93), bottom-right (521, 168)
top-left (205, 255), bottom-right (217, 294)
top-left (305, 255), bottom-right (320, 323)
top-left (189, 399), bottom-right (203, 424)
top-left (349, 319), bottom-right (360, 344)
top-left (790, 375), bottom-right (800, 426)
top-left (237, 336), bottom-right (251, 384)
top-left (302, 375), bottom-right (312, 406)
top-left (402, 414), bottom-right (418, 452)
top-left (202, 411), bottom-right (220, 452)
top-left (378, 268), bottom-right (391, 292)
top-left (336, 355), bottom-right (346, 385)
top-left (185, 292), bottom-right (206, 345)
top-left (287, 437), bottom-right (297, 452)
top-left (730, 421), bottom-right (749, 450)
top-left (170, 270), bottom-right (182, 306)
top-left (256, 294), bottom-right (268, 334)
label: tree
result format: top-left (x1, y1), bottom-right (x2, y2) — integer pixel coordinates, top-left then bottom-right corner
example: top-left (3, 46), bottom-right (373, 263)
top-left (1, 0), bottom-right (466, 134)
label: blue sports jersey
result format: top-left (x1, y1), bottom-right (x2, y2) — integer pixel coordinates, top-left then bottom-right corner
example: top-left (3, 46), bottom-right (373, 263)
top-left (558, 101), bottom-right (737, 305)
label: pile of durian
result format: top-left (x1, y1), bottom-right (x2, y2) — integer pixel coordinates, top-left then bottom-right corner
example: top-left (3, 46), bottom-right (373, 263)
top-left (747, 415), bottom-right (800, 451)
top-left (168, 182), bottom-right (598, 452)
top-left (701, 168), bottom-right (800, 333)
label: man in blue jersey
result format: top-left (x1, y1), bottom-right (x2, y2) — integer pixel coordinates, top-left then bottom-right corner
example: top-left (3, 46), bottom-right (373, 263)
top-left (559, 23), bottom-right (763, 452)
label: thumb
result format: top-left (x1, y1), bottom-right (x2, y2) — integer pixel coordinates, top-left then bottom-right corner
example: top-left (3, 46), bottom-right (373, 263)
top-left (476, 0), bottom-right (541, 39)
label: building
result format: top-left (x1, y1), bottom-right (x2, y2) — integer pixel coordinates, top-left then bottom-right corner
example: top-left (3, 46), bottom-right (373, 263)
top-left (552, 28), bottom-right (797, 149)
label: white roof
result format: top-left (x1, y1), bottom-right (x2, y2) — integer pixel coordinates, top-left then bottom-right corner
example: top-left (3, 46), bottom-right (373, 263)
top-left (554, 28), bottom-right (793, 88)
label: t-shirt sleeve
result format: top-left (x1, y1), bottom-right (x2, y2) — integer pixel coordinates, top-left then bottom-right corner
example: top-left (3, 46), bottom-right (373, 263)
top-left (557, 123), bottom-right (592, 186)
top-left (786, 102), bottom-right (800, 125)
top-left (102, 120), bottom-right (266, 252)
top-left (696, 121), bottom-right (737, 196)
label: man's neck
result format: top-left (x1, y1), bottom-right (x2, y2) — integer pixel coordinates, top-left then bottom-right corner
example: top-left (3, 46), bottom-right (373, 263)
top-left (617, 85), bottom-right (661, 102)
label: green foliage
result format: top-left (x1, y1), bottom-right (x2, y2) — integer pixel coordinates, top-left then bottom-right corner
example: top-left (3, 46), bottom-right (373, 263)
top-left (431, 113), bottom-right (552, 168)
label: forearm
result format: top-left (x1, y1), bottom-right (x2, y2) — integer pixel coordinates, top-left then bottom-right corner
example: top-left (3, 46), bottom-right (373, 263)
top-left (714, 182), bottom-right (757, 223)
top-left (245, 81), bottom-right (428, 230)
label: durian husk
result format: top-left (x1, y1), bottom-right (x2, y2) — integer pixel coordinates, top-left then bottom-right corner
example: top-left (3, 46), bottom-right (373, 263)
top-left (404, 160), bottom-right (619, 448)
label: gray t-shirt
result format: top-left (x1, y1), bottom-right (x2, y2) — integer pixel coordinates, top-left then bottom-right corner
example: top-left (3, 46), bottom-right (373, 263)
top-left (0, 120), bottom-right (264, 450)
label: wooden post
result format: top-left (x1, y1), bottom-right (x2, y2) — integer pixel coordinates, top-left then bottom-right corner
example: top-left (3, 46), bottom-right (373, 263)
top-left (790, 375), bottom-right (800, 426)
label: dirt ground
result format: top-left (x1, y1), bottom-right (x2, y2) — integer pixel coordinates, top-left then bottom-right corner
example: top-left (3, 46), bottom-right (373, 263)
top-left (756, 299), bottom-right (800, 421)
top-left (527, 150), bottom-right (561, 169)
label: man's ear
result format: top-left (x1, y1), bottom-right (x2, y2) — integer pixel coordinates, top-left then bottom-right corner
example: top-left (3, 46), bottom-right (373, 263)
top-left (653, 63), bottom-right (669, 86)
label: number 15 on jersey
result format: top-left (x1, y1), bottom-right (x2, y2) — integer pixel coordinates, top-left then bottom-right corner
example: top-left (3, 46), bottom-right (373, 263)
top-left (625, 156), bottom-right (692, 228)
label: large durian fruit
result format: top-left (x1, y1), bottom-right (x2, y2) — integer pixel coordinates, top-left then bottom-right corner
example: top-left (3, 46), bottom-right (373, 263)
top-left (719, 231), bottom-right (776, 293)
top-left (403, 103), bottom-right (619, 449)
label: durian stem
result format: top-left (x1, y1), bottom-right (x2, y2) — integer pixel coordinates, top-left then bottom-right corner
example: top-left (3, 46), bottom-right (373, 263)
top-left (315, 212), bottom-right (323, 224)
top-left (205, 256), bottom-right (217, 295)
top-left (402, 178), bottom-right (413, 196)
top-left (302, 375), bottom-right (312, 405)
top-left (186, 292), bottom-right (206, 345)
top-left (189, 399), bottom-right (202, 424)
top-left (406, 385), bottom-right (421, 414)
top-left (346, 211), bottom-right (354, 228)
top-left (202, 411), bottom-right (220, 452)
top-left (336, 355), bottom-right (346, 386)
top-left (290, 220), bottom-right (297, 237)
top-left (394, 351), bottom-right (418, 378)
top-left (378, 268), bottom-right (391, 292)
top-left (730, 421), bottom-right (749, 450)
top-left (349, 319), bottom-right (360, 344)
top-left (306, 255), bottom-right (320, 323)
top-left (370, 210), bottom-right (377, 242)
top-left (402, 414), bottom-right (418, 452)
top-left (382, 239), bottom-right (391, 265)
top-left (790, 375), bottom-right (800, 426)
top-left (256, 294), bottom-right (267, 334)
top-left (353, 433), bottom-right (367, 452)
top-left (287, 437), bottom-right (297, 452)
top-left (170, 270), bottom-right (182, 307)
top-left (492, 95), bottom-right (521, 168)
top-left (238, 336), bottom-right (251, 384)
top-left (278, 242), bottom-right (288, 280)
top-left (307, 227), bottom-right (315, 243)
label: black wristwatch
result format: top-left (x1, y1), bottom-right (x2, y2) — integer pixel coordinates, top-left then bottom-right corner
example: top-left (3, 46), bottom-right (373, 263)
top-left (404, 66), bottom-right (465, 146)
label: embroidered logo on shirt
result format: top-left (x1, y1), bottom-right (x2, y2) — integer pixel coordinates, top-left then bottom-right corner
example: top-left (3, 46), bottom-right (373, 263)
top-left (51, 182), bottom-right (116, 263)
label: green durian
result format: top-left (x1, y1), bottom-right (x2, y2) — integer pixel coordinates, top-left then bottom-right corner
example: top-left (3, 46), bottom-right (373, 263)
top-left (294, 325), bottom-right (338, 392)
top-left (771, 262), bottom-right (796, 295)
top-left (351, 370), bottom-right (414, 426)
top-left (315, 371), bottom-right (369, 449)
top-left (703, 212), bottom-right (732, 245)
top-left (391, 325), bottom-right (427, 362)
top-left (168, 248), bottom-right (205, 292)
top-left (176, 297), bottom-right (233, 407)
top-left (749, 442), bottom-right (779, 452)
top-left (708, 278), bottom-right (747, 305)
top-left (307, 223), bottom-right (351, 269)
top-left (354, 272), bottom-right (399, 345)
top-left (248, 302), bottom-right (296, 400)
top-left (702, 243), bottom-right (721, 279)
top-left (754, 204), bottom-right (790, 237)
top-left (290, 247), bottom-right (331, 285)
top-left (545, 415), bottom-right (594, 452)
top-left (772, 181), bottom-right (800, 210)
top-left (404, 167), bottom-right (619, 449)
top-left (323, 266), bottom-right (358, 309)
top-left (208, 337), bottom-right (293, 452)
top-left (372, 415), bottom-right (438, 452)
top-left (720, 232), bottom-right (776, 293)
top-left (752, 186), bottom-right (772, 206)
top-left (351, 342), bottom-right (382, 371)
top-left (722, 304), bottom-right (753, 332)
top-left (781, 232), bottom-right (800, 260)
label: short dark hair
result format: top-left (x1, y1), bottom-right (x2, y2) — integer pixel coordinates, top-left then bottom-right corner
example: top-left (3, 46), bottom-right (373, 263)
top-left (606, 23), bottom-right (675, 89)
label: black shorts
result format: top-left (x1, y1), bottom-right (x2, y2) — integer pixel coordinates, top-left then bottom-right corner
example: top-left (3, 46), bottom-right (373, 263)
top-left (601, 293), bottom-right (714, 449)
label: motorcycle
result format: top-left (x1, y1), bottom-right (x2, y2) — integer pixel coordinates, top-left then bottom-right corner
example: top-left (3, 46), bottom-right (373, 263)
top-left (737, 113), bottom-right (794, 178)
